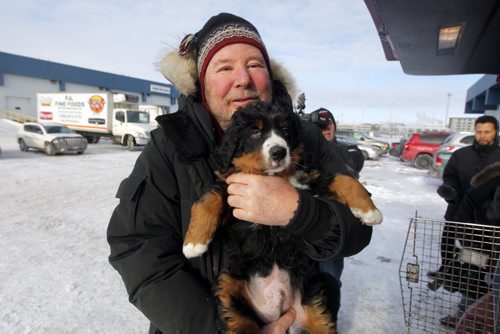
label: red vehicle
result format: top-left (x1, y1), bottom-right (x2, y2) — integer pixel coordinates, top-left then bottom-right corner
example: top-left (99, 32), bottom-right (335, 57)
top-left (400, 132), bottom-right (451, 169)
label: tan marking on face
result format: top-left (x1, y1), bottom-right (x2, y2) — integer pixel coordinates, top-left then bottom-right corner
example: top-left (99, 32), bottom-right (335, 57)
top-left (232, 151), bottom-right (266, 174)
top-left (256, 119), bottom-right (263, 129)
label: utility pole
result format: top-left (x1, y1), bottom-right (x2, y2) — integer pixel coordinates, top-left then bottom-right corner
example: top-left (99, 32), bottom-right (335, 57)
top-left (445, 93), bottom-right (451, 129)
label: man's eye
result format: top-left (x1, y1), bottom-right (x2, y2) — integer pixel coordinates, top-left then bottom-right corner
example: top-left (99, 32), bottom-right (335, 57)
top-left (248, 62), bottom-right (264, 68)
top-left (251, 129), bottom-right (261, 138)
top-left (217, 66), bottom-right (232, 72)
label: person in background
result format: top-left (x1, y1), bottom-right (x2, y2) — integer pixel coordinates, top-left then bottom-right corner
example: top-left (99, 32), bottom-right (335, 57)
top-left (309, 108), bottom-right (364, 178)
top-left (432, 115), bottom-right (500, 328)
top-left (308, 107), bottom-right (366, 322)
top-left (452, 161), bottom-right (500, 333)
top-left (107, 13), bottom-right (373, 333)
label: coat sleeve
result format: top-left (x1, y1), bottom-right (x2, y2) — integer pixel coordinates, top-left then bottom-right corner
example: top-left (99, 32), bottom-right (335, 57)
top-left (337, 143), bottom-right (365, 176)
top-left (442, 152), bottom-right (460, 194)
top-left (106, 137), bottom-right (218, 333)
top-left (285, 123), bottom-right (373, 260)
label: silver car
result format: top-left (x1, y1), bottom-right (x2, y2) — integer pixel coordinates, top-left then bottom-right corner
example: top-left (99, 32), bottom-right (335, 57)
top-left (428, 131), bottom-right (474, 178)
top-left (17, 122), bottom-right (88, 155)
top-left (336, 135), bottom-right (381, 160)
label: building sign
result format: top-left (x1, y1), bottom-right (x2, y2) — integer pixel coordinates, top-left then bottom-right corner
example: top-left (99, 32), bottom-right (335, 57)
top-left (150, 84), bottom-right (170, 95)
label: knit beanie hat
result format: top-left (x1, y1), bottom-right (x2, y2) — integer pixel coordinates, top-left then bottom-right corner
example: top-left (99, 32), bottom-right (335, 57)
top-left (311, 108), bottom-right (336, 129)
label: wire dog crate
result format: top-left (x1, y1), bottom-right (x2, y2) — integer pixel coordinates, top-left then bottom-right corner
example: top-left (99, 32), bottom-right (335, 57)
top-left (399, 217), bottom-right (500, 333)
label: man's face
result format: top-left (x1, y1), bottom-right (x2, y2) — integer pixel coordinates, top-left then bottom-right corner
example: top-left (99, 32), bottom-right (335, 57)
top-left (321, 119), bottom-right (335, 141)
top-left (204, 43), bottom-right (272, 130)
top-left (475, 122), bottom-right (496, 145)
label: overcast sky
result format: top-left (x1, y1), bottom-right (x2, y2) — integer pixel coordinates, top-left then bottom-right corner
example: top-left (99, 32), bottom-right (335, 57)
top-left (0, 0), bottom-right (482, 125)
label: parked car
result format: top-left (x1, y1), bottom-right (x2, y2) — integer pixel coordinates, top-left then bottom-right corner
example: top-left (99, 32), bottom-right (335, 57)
top-left (400, 131), bottom-right (451, 169)
top-left (17, 122), bottom-right (88, 155)
top-left (389, 137), bottom-right (408, 158)
top-left (336, 135), bottom-right (381, 160)
top-left (336, 130), bottom-right (390, 154)
top-left (428, 132), bottom-right (475, 178)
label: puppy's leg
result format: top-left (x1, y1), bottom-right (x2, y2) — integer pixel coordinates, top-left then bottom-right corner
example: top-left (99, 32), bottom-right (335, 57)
top-left (300, 296), bottom-right (336, 334)
top-left (216, 273), bottom-right (261, 333)
top-left (183, 189), bottom-right (224, 258)
top-left (329, 174), bottom-right (383, 225)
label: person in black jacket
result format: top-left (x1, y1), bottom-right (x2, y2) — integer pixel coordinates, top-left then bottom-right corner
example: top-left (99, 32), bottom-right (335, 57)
top-left (308, 107), bottom-right (366, 321)
top-left (309, 108), bottom-right (365, 178)
top-left (432, 115), bottom-right (500, 328)
top-left (439, 162), bottom-right (500, 329)
top-left (438, 116), bottom-right (500, 221)
top-left (107, 13), bottom-right (373, 333)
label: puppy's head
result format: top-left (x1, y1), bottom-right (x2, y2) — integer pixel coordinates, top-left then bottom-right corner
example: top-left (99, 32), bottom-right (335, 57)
top-left (216, 102), bottom-right (302, 176)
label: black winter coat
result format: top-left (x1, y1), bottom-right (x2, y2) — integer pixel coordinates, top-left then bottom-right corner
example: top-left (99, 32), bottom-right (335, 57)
top-left (442, 140), bottom-right (500, 220)
top-left (107, 96), bottom-right (373, 333)
top-left (330, 140), bottom-right (364, 179)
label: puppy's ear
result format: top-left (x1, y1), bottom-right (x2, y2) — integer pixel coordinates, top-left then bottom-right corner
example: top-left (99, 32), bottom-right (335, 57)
top-left (215, 132), bottom-right (238, 174)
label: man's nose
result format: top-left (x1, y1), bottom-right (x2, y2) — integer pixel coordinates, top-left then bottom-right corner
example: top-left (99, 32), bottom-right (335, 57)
top-left (233, 67), bottom-right (252, 87)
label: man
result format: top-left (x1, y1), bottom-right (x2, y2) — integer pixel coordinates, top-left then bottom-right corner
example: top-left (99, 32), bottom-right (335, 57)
top-left (309, 108), bottom-right (364, 178)
top-left (452, 162), bottom-right (500, 332)
top-left (433, 115), bottom-right (500, 328)
top-left (309, 108), bottom-right (365, 322)
top-left (439, 115), bottom-right (500, 221)
top-left (107, 13), bottom-right (372, 333)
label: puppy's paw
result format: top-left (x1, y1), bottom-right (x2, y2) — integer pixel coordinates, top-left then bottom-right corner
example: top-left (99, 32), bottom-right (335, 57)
top-left (183, 242), bottom-right (209, 258)
top-left (351, 208), bottom-right (383, 225)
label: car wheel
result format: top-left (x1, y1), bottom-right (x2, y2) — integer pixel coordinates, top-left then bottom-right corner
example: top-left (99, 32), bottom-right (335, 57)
top-left (45, 143), bottom-right (56, 156)
top-left (414, 154), bottom-right (432, 169)
top-left (77, 151), bottom-right (84, 155)
top-left (19, 139), bottom-right (29, 152)
top-left (361, 150), bottom-right (369, 160)
top-left (126, 136), bottom-right (135, 151)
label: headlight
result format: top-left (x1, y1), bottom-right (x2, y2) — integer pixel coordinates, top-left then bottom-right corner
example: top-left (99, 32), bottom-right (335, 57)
top-left (136, 132), bottom-right (145, 139)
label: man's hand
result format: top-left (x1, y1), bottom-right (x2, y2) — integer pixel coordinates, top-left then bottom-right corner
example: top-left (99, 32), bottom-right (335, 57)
top-left (260, 308), bottom-right (296, 334)
top-left (226, 173), bottom-right (299, 226)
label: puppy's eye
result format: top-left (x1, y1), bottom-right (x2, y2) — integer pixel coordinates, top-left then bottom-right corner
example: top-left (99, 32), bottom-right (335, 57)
top-left (282, 127), bottom-right (289, 136)
top-left (250, 129), bottom-right (261, 139)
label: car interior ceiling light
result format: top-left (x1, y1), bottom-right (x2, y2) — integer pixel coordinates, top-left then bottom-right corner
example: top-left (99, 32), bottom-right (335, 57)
top-left (438, 24), bottom-right (463, 50)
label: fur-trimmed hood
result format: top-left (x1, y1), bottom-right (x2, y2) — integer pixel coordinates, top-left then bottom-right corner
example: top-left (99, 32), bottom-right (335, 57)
top-left (471, 161), bottom-right (500, 187)
top-left (156, 47), bottom-right (298, 101)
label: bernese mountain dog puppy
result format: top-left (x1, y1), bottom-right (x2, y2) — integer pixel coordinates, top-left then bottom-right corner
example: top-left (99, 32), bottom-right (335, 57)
top-left (183, 102), bottom-right (382, 333)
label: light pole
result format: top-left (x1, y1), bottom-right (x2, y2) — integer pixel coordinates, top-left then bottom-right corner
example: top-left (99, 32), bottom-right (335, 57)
top-left (445, 93), bottom-right (451, 128)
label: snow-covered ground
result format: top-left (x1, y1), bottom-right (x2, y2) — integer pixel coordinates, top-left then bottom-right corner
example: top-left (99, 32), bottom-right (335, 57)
top-left (0, 119), bottom-right (446, 333)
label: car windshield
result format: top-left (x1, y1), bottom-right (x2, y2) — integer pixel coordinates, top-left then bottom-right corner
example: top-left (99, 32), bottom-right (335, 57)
top-left (336, 135), bottom-right (358, 145)
top-left (127, 110), bottom-right (150, 124)
top-left (43, 125), bottom-right (72, 134)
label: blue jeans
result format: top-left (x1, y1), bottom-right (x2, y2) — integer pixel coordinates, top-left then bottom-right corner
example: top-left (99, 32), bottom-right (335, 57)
top-left (320, 258), bottom-right (344, 297)
top-left (319, 258), bottom-right (344, 321)
top-left (319, 258), bottom-right (344, 284)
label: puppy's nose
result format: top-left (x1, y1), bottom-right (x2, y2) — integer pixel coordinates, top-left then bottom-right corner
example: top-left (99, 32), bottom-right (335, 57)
top-left (269, 146), bottom-right (287, 161)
